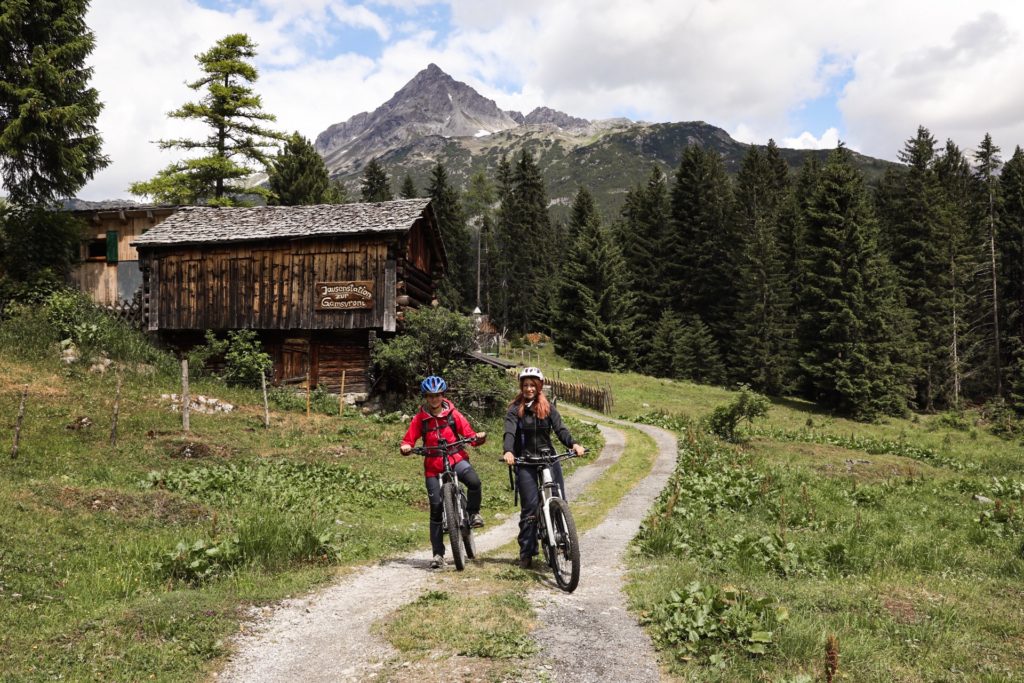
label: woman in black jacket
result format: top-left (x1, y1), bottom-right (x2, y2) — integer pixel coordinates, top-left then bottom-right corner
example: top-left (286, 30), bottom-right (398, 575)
top-left (502, 367), bottom-right (586, 569)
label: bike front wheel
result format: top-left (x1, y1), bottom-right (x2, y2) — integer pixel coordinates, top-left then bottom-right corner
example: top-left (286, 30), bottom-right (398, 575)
top-left (459, 489), bottom-right (477, 559)
top-left (548, 497), bottom-right (580, 592)
top-left (442, 482), bottom-right (466, 571)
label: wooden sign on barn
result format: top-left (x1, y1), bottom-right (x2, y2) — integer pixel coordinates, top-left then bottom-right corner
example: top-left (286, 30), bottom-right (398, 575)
top-left (131, 198), bottom-right (445, 397)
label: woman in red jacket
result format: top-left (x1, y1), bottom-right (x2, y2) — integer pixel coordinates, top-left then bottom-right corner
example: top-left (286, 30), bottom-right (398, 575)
top-left (400, 375), bottom-right (486, 569)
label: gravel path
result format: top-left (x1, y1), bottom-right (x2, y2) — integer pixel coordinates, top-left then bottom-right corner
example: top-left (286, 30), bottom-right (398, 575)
top-left (529, 415), bottom-right (678, 683)
top-left (215, 424), bottom-right (628, 683)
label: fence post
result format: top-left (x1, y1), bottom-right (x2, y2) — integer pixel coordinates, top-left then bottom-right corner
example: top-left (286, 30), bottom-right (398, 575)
top-left (261, 370), bottom-right (270, 429)
top-left (11, 385), bottom-right (27, 459)
top-left (306, 371), bottom-right (312, 417)
top-left (180, 358), bottom-right (190, 433)
top-left (339, 369), bottom-right (346, 416)
top-left (110, 372), bottom-right (122, 446)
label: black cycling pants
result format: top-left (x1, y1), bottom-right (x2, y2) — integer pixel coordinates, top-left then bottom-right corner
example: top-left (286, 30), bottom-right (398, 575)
top-left (515, 461), bottom-right (565, 559)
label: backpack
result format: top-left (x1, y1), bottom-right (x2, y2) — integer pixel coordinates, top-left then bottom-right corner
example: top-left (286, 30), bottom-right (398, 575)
top-left (421, 410), bottom-right (458, 442)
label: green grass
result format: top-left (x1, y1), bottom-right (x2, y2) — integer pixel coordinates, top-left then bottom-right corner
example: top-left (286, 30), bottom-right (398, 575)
top-left (0, 351), bottom-right (527, 682)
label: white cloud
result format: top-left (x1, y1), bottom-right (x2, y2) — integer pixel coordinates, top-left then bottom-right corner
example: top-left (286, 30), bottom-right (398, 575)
top-left (783, 128), bottom-right (841, 150)
top-left (75, 0), bottom-right (1024, 200)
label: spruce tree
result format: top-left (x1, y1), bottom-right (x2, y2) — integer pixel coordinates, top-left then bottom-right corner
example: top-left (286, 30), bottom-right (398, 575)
top-left (463, 171), bottom-right (497, 311)
top-left (130, 34), bottom-right (283, 206)
top-left (677, 315), bottom-right (726, 385)
top-left (494, 151), bottom-right (556, 332)
top-left (886, 126), bottom-right (949, 409)
top-left (267, 133), bottom-right (332, 205)
top-left (427, 163), bottom-right (472, 310)
top-left (618, 166), bottom-right (670, 360)
top-left (360, 158), bottom-right (393, 202)
top-left (0, 0), bottom-right (108, 204)
top-left (973, 133), bottom-right (1003, 398)
top-left (554, 188), bottom-right (635, 370)
top-left (797, 145), bottom-right (910, 419)
top-left (999, 146), bottom-right (1024, 411)
top-left (667, 145), bottom-right (737, 357)
top-left (399, 173), bottom-right (418, 199)
top-left (934, 140), bottom-right (981, 408)
top-left (647, 310), bottom-right (684, 378)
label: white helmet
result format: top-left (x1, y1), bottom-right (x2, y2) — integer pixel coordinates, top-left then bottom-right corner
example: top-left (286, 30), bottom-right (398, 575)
top-left (518, 366), bottom-right (544, 382)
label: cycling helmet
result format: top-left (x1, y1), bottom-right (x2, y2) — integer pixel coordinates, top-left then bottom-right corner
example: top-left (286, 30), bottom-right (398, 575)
top-left (420, 375), bottom-right (447, 395)
top-left (518, 367), bottom-right (544, 383)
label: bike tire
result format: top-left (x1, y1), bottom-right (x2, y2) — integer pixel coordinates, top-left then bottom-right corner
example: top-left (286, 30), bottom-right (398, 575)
top-left (548, 498), bottom-right (580, 592)
top-left (442, 482), bottom-right (466, 571)
top-left (460, 489), bottom-right (477, 559)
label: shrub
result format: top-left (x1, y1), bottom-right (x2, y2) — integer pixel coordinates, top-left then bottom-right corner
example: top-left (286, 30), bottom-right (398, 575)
top-left (705, 386), bottom-right (770, 442)
top-left (190, 330), bottom-right (271, 388)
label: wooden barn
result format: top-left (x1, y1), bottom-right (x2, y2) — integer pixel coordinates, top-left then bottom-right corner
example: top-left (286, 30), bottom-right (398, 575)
top-left (69, 205), bottom-right (180, 305)
top-left (131, 198), bottom-right (444, 396)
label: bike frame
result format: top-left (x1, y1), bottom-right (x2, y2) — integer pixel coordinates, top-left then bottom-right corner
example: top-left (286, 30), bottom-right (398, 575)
top-left (512, 451), bottom-right (577, 547)
top-left (414, 433), bottom-right (476, 534)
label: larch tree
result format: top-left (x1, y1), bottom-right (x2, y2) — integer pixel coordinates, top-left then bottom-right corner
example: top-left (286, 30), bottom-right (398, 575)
top-left (0, 0), bottom-right (108, 205)
top-left (130, 34), bottom-right (283, 206)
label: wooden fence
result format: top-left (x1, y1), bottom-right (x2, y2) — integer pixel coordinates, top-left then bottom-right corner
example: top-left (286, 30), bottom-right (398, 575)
top-left (505, 368), bottom-right (614, 414)
top-left (103, 297), bottom-right (145, 329)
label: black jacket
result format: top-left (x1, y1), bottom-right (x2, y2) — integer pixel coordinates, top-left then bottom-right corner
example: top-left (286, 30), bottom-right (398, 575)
top-left (503, 401), bottom-right (574, 458)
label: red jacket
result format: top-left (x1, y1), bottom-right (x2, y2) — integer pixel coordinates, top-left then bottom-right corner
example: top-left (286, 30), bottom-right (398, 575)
top-left (401, 401), bottom-right (480, 477)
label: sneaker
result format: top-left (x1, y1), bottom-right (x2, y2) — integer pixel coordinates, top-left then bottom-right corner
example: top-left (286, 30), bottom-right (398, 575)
top-left (469, 513), bottom-right (484, 528)
top-left (430, 555), bottom-right (445, 569)
top-left (518, 555), bottom-right (532, 570)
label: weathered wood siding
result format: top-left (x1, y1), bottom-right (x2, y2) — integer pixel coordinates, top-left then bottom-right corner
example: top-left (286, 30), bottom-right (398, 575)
top-left (263, 331), bottom-right (371, 393)
top-left (152, 238), bottom-right (397, 331)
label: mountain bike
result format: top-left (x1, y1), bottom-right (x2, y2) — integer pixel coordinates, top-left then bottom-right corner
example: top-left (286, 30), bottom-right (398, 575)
top-left (413, 435), bottom-right (478, 571)
top-left (506, 449), bottom-right (585, 592)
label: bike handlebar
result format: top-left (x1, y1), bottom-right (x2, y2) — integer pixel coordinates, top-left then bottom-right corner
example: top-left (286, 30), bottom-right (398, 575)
top-left (500, 448), bottom-right (588, 466)
top-left (411, 435), bottom-right (479, 457)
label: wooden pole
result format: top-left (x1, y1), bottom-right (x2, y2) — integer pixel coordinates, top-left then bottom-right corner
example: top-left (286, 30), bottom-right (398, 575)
top-left (261, 370), bottom-right (270, 429)
top-left (11, 385), bottom-right (27, 459)
top-left (181, 358), bottom-right (190, 433)
top-left (110, 373), bottom-right (122, 446)
top-left (339, 370), bottom-right (346, 416)
top-left (306, 371), bottom-right (311, 417)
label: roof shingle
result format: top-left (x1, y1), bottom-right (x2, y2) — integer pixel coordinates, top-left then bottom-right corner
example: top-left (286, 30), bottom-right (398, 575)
top-left (132, 198), bottom-right (432, 247)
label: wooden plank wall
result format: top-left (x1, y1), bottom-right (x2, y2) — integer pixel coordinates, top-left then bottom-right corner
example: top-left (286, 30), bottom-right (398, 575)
top-left (264, 331), bottom-right (371, 393)
top-left (153, 238), bottom-right (394, 330)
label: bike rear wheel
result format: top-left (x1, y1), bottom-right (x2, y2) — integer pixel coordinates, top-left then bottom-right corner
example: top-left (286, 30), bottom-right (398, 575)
top-left (548, 497), bottom-right (580, 592)
top-left (442, 482), bottom-right (466, 571)
top-left (459, 489), bottom-right (477, 559)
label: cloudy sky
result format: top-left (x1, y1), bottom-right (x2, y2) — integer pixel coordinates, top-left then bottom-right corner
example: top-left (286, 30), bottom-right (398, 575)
top-left (76, 0), bottom-right (1024, 200)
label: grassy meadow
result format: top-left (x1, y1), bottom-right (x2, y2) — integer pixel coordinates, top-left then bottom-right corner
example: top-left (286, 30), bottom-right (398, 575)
top-left (500, 343), bottom-right (1024, 681)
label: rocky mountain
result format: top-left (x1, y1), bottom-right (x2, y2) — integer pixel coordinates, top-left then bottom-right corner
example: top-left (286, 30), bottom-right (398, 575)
top-left (315, 65), bottom-right (892, 218)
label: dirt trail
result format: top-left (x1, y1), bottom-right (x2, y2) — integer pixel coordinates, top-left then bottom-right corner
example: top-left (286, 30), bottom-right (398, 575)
top-left (215, 422), bottom-right (629, 683)
top-left (528, 415), bottom-right (678, 683)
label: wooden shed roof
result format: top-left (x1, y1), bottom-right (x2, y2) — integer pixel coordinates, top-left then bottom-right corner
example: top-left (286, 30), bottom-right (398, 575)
top-left (132, 198), bottom-right (433, 248)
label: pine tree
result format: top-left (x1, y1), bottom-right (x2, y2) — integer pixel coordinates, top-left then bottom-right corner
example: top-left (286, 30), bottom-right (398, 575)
top-left (999, 146), bottom-right (1024, 411)
top-left (130, 34), bottom-right (283, 206)
top-left (399, 173), bottom-right (418, 199)
top-left (973, 133), bottom-right (1004, 398)
top-left (797, 145), bottom-right (911, 419)
top-left (667, 145), bottom-right (737, 356)
top-left (0, 0), bottom-right (109, 204)
top-left (553, 188), bottom-right (635, 370)
top-left (267, 133), bottom-right (332, 205)
top-left (427, 163), bottom-right (472, 310)
top-left (360, 158), bottom-right (393, 202)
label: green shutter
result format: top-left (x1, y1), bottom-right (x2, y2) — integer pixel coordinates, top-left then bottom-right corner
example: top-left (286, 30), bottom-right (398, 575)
top-left (106, 231), bottom-right (118, 263)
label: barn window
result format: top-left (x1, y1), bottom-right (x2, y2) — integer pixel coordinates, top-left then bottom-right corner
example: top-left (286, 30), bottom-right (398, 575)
top-left (86, 237), bottom-right (107, 260)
